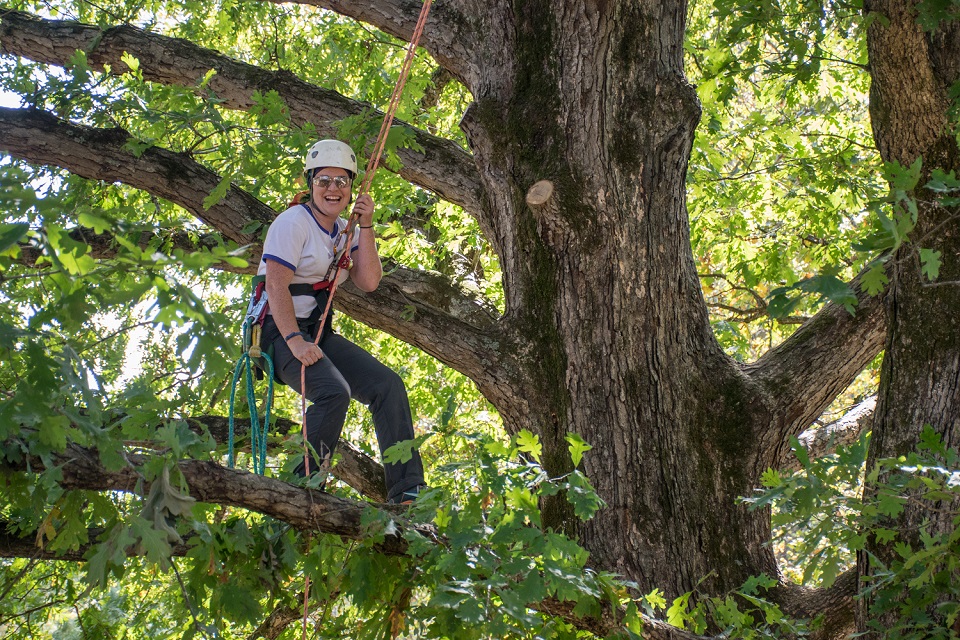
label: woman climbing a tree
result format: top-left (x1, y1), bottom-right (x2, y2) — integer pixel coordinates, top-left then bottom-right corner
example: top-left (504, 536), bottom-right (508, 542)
top-left (258, 139), bottom-right (427, 504)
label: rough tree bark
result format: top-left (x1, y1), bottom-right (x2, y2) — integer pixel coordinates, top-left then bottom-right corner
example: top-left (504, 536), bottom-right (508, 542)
top-left (856, 0), bottom-right (960, 633)
top-left (3, 0), bottom-right (952, 636)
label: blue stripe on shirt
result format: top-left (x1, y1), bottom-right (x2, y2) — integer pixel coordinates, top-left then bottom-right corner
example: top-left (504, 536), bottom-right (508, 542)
top-left (262, 254), bottom-right (297, 272)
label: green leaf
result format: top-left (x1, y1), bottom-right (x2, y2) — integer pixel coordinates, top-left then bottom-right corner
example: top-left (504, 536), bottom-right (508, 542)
top-left (215, 582), bottom-right (261, 624)
top-left (795, 273), bottom-right (857, 314)
top-left (767, 288), bottom-right (802, 319)
top-left (515, 571), bottom-right (546, 603)
top-left (439, 391), bottom-right (457, 431)
top-left (130, 516), bottom-right (172, 566)
top-left (0, 223), bottom-right (29, 255)
top-left (885, 157), bottom-right (923, 192)
top-left (39, 415), bottom-right (70, 451)
top-left (565, 470), bottom-right (605, 520)
top-left (877, 490), bottom-right (906, 518)
top-left (924, 169), bottom-right (960, 192)
top-left (740, 573), bottom-right (777, 595)
top-left (78, 211), bottom-right (113, 234)
top-left (919, 248), bottom-right (942, 281)
top-left (760, 468), bottom-right (782, 487)
top-left (667, 592), bottom-right (692, 628)
top-left (791, 436), bottom-right (811, 469)
top-left (640, 587), bottom-right (667, 614)
top-left (85, 525), bottom-right (135, 588)
top-left (240, 220), bottom-right (263, 234)
top-left (120, 51), bottom-right (141, 72)
top-left (862, 261), bottom-right (890, 296)
top-left (382, 433), bottom-right (431, 464)
top-left (565, 432), bottom-right (593, 467)
top-left (874, 527), bottom-right (898, 544)
top-left (515, 430), bottom-right (542, 462)
top-left (203, 177), bottom-right (231, 210)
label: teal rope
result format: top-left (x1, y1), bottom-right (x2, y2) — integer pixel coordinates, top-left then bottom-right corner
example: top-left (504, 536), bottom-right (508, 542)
top-left (253, 352), bottom-right (274, 474)
top-left (228, 319), bottom-right (274, 475)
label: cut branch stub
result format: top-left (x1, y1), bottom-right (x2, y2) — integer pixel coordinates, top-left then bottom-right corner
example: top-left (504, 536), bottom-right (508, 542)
top-left (526, 179), bottom-right (568, 245)
top-left (526, 179), bottom-right (555, 208)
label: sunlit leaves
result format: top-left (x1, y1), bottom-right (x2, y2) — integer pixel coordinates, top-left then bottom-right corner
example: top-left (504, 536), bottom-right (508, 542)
top-left (744, 433), bottom-right (870, 587)
top-left (686, 0), bottom-right (885, 359)
top-left (746, 426), bottom-right (960, 639)
top-left (5, 3), bottom-right (490, 636)
top-left (565, 432), bottom-right (593, 467)
top-left (515, 429), bottom-right (542, 462)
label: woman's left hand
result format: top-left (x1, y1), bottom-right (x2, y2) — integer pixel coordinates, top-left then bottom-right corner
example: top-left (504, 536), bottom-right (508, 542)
top-left (353, 193), bottom-right (375, 226)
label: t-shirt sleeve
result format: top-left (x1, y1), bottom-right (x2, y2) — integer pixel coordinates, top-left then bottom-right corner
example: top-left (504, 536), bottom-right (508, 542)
top-left (262, 209), bottom-right (307, 272)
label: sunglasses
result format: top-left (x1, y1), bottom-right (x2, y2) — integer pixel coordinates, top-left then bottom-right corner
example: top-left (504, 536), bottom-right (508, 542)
top-left (312, 175), bottom-right (351, 190)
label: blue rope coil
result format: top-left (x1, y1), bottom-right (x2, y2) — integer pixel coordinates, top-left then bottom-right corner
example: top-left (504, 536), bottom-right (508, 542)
top-left (228, 319), bottom-right (274, 475)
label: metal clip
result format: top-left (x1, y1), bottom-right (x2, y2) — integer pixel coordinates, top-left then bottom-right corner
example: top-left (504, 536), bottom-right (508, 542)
top-left (245, 291), bottom-right (269, 324)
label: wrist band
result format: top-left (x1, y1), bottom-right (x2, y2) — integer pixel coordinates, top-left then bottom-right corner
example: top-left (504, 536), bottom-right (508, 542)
top-left (359, 225), bottom-right (374, 229)
top-left (284, 331), bottom-right (304, 342)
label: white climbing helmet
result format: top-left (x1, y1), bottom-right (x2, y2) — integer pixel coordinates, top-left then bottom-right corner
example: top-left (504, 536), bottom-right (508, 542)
top-left (304, 139), bottom-right (358, 178)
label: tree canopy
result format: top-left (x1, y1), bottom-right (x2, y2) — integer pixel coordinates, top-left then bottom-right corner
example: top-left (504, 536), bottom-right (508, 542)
top-left (1, 0), bottom-right (959, 638)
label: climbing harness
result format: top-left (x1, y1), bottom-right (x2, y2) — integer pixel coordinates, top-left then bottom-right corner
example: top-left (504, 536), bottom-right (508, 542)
top-left (227, 276), bottom-right (274, 476)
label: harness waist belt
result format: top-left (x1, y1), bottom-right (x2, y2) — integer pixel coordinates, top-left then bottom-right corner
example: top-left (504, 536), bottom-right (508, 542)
top-left (288, 281), bottom-right (333, 296)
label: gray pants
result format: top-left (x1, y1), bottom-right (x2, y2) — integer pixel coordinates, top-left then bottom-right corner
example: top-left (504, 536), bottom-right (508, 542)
top-left (263, 316), bottom-right (425, 502)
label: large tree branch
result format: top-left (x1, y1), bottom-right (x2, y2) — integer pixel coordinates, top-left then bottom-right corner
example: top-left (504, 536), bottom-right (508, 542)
top-left (189, 415), bottom-right (388, 502)
top-left (747, 272), bottom-right (885, 459)
top-left (0, 511), bottom-right (705, 640)
top-left (783, 396), bottom-right (876, 472)
top-left (250, 601), bottom-right (302, 640)
top-left (0, 9), bottom-right (483, 215)
top-left (2, 443), bottom-right (425, 555)
top-left (4, 431), bottom-right (853, 640)
top-left (0, 107), bottom-right (273, 246)
top-left (2, 505), bottom-right (853, 640)
top-left (262, 0), bottom-right (478, 84)
top-left (0, 520), bottom-right (192, 562)
top-left (336, 263), bottom-right (514, 409)
top-left (770, 569), bottom-right (857, 640)
top-left (13, 233), bottom-right (508, 396)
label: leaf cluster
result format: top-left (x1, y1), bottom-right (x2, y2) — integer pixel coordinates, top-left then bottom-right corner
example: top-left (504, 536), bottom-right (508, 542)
top-left (746, 428), bottom-right (960, 638)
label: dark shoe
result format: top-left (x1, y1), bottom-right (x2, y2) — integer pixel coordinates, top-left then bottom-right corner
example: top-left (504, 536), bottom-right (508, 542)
top-left (388, 485), bottom-right (428, 505)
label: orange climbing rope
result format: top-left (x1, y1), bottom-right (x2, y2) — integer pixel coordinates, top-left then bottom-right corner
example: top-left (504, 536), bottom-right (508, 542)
top-left (300, 1), bottom-right (433, 636)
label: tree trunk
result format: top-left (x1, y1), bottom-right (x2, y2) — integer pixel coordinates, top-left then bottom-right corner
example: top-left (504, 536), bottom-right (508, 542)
top-left (456, 0), bottom-right (782, 600)
top-left (858, 0), bottom-right (960, 633)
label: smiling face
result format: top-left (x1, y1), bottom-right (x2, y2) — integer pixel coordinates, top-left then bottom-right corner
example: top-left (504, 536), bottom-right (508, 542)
top-left (310, 167), bottom-right (352, 219)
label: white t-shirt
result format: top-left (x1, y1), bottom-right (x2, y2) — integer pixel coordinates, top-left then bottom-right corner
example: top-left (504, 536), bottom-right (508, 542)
top-left (258, 204), bottom-right (359, 318)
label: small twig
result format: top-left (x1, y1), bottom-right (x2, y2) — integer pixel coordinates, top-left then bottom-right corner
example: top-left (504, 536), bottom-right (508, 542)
top-left (73, 603), bottom-right (90, 640)
top-left (75, 320), bottom-right (155, 354)
top-left (315, 540), bottom-right (358, 627)
top-left (172, 559), bottom-right (219, 639)
top-left (800, 131), bottom-right (875, 151)
top-left (806, 54), bottom-right (869, 71)
top-left (0, 269), bottom-right (66, 282)
top-left (0, 599), bottom-right (67, 626)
